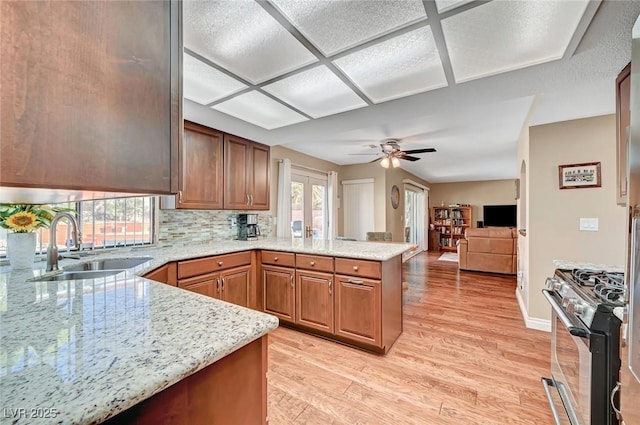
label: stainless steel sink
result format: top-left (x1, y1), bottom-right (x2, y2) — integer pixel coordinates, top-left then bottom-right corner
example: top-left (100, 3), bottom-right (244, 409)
top-left (31, 270), bottom-right (125, 282)
top-left (63, 257), bottom-right (153, 272)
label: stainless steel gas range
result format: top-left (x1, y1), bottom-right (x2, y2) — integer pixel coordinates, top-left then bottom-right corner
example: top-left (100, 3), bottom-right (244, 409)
top-left (542, 268), bottom-right (624, 425)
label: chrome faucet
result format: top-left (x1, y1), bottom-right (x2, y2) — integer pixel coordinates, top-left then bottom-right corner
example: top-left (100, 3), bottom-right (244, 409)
top-left (46, 212), bottom-right (81, 272)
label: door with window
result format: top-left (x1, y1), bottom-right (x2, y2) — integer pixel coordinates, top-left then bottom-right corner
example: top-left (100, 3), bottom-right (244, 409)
top-left (404, 186), bottom-right (426, 251)
top-left (291, 172), bottom-right (327, 240)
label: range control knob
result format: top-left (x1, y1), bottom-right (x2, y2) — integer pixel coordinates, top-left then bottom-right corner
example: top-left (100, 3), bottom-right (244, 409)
top-left (564, 299), bottom-right (585, 315)
top-left (546, 277), bottom-right (563, 291)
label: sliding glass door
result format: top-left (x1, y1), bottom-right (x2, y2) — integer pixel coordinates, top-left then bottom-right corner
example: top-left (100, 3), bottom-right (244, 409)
top-left (291, 172), bottom-right (327, 240)
top-left (404, 186), bottom-right (426, 251)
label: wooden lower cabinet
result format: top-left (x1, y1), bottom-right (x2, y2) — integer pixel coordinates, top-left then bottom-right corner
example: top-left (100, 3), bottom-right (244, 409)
top-left (104, 336), bottom-right (268, 425)
top-left (334, 275), bottom-right (382, 348)
top-left (177, 266), bottom-right (250, 308)
top-left (220, 265), bottom-right (251, 308)
top-left (262, 265), bottom-right (295, 324)
top-left (178, 272), bottom-right (219, 298)
top-left (296, 270), bottom-right (334, 333)
top-left (262, 253), bottom-right (402, 353)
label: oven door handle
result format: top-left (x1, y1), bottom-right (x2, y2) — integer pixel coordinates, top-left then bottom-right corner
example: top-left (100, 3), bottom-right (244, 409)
top-left (542, 289), bottom-right (591, 339)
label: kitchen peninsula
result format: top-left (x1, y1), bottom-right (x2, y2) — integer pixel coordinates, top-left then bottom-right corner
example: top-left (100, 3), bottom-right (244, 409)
top-left (0, 238), bottom-right (412, 424)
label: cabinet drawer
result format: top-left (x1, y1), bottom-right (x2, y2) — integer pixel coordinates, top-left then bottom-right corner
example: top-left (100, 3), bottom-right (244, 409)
top-left (295, 254), bottom-right (334, 272)
top-left (261, 250), bottom-right (295, 267)
top-left (178, 251), bottom-right (252, 279)
top-left (335, 258), bottom-right (381, 279)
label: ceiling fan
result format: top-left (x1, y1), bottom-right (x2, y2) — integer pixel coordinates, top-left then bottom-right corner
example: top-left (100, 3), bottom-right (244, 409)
top-left (350, 139), bottom-right (436, 168)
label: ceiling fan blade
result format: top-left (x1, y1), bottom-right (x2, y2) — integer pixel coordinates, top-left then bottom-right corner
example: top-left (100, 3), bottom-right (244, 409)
top-left (401, 148), bottom-right (436, 154)
top-left (400, 155), bottom-right (421, 161)
top-left (348, 153), bottom-right (381, 155)
top-left (369, 158), bottom-right (382, 163)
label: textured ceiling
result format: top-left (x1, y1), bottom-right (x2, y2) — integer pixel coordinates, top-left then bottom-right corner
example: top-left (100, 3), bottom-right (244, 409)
top-left (182, 0), bottom-right (640, 183)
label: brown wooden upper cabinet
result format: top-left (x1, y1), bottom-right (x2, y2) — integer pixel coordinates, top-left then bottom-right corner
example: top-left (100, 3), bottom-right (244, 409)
top-left (177, 121), bottom-right (224, 209)
top-left (0, 1), bottom-right (181, 194)
top-left (224, 135), bottom-right (270, 210)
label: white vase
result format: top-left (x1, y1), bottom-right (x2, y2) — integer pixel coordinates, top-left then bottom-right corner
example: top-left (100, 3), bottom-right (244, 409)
top-left (7, 232), bottom-right (37, 269)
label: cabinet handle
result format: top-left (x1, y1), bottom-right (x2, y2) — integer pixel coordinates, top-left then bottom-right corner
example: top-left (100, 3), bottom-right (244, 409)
top-left (216, 278), bottom-right (220, 293)
top-left (310, 261), bottom-right (315, 266)
top-left (218, 261), bottom-right (223, 266)
top-left (329, 279), bottom-right (332, 295)
top-left (178, 190), bottom-right (183, 203)
top-left (250, 194), bottom-right (254, 205)
top-left (246, 194), bottom-right (250, 205)
top-left (353, 266), bottom-right (359, 272)
top-left (274, 257), bottom-right (279, 261)
top-left (348, 278), bottom-right (364, 285)
top-left (290, 275), bottom-right (294, 287)
top-left (221, 278), bottom-right (225, 291)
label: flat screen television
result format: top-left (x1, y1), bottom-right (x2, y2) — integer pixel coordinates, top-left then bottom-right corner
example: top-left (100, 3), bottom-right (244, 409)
top-left (483, 205), bottom-right (517, 227)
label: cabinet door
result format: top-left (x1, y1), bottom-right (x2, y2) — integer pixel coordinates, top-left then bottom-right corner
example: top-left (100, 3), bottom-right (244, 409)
top-left (178, 273), bottom-right (219, 298)
top-left (179, 122), bottom-right (223, 209)
top-left (0, 1), bottom-right (179, 193)
top-left (248, 143), bottom-right (270, 210)
top-left (224, 135), bottom-right (250, 209)
top-left (262, 265), bottom-right (295, 324)
top-left (221, 265), bottom-right (251, 308)
top-left (334, 276), bottom-right (381, 348)
top-left (296, 270), bottom-right (334, 333)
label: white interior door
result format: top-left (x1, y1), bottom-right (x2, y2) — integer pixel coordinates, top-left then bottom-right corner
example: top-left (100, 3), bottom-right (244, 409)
top-left (292, 172), bottom-right (328, 240)
top-left (342, 179), bottom-right (374, 241)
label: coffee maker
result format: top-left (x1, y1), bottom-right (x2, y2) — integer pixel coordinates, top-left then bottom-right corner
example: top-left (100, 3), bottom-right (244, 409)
top-left (238, 213), bottom-right (260, 241)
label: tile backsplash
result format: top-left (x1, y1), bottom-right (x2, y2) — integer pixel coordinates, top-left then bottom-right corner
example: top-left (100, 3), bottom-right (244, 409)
top-left (157, 209), bottom-right (273, 246)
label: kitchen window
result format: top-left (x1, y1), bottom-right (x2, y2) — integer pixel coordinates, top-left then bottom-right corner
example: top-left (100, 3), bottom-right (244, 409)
top-left (0, 196), bottom-right (155, 257)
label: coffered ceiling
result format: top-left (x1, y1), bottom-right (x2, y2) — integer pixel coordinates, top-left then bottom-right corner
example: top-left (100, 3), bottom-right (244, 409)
top-left (182, 0), bottom-right (640, 183)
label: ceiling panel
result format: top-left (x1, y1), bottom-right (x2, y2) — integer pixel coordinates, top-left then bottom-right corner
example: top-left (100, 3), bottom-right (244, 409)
top-left (263, 66), bottom-right (367, 118)
top-left (434, 0), bottom-right (473, 14)
top-left (183, 0), bottom-right (318, 84)
top-left (442, 0), bottom-right (590, 83)
top-left (333, 26), bottom-right (447, 103)
top-left (212, 91), bottom-right (309, 130)
top-left (183, 54), bottom-right (248, 105)
top-left (271, 0), bottom-right (427, 56)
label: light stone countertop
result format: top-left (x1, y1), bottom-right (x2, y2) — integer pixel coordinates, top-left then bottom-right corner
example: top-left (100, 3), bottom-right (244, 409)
top-left (46, 237), bottom-right (415, 277)
top-left (553, 259), bottom-right (625, 273)
top-left (0, 238), bottom-right (412, 424)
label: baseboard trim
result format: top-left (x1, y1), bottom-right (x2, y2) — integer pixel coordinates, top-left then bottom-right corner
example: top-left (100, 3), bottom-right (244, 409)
top-left (516, 289), bottom-right (551, 332)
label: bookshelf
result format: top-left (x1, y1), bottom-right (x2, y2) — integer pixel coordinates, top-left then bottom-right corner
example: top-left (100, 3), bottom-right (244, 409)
top-left (431, 206), bottom-right (473, 251)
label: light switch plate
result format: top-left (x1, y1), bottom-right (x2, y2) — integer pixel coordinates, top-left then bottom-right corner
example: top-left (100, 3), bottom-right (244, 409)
top-left (579, 218), bottom-right (598, 231)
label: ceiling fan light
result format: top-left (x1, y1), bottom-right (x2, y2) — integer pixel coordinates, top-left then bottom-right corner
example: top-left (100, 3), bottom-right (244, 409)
top-left (380, 157), bottom-right (390, 168)
top-left (391, 157), bottom-right (400, 168)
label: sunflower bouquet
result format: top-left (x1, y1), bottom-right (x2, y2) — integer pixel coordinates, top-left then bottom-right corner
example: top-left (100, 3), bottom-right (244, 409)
top-left (0, 204), bottom-right (73, 233)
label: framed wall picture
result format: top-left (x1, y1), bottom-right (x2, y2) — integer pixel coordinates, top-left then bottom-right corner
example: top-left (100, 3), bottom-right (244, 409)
top-left (558, 162), bottom-right (602, 189)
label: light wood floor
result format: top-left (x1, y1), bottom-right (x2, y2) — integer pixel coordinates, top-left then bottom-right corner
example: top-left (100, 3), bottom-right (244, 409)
top-left (267, 252), bottom-right (553, 425)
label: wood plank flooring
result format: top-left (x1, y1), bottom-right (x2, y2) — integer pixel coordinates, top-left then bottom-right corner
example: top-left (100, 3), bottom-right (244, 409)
top-left (267, 252), bottom-right (553, 425)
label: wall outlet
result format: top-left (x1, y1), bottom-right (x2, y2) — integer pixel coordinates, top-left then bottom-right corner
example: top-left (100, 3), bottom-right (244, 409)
top-left (579, 218), bottom-right (598, 232)
top-left (230, 216), bottom-right (238, 228)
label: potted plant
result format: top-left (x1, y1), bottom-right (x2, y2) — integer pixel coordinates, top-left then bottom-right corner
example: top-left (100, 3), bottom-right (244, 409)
top-left (0, 204), bottom-right (74, 269)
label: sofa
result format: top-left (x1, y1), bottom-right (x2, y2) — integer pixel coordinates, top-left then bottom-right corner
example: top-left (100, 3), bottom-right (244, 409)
top-left (457, 227), bottom-right (517, 275)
